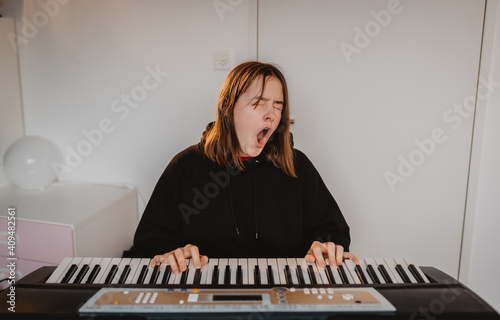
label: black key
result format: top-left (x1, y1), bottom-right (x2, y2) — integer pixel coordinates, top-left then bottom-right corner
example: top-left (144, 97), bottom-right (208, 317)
top-left (366, 264), bottom-right (380, 284)
top-left (338, 265), bottom-right (349, 284)
top-left (161, 266), bottom-right (172, 284)
top-left (267, 265), bottom-right (275, 285)
top-left (193, 269), bottom-right (201, 285)
top-left (212, 266), bottom-right (219, 285)
top-left (180, 269), bottom-right (189, 285)
top-left (408, 264), bottom-right (425, 283)
top-left (118, 265), bottom-right (131, 284)
top-left (254, 266), bottom-right (261, 285)
top-left (149, 265), bottom-right (160, 284)
top-left (396, 264), bottom-right (411, 283)
top-left (85, 265), bottom-right (101, 284)
top-left (284, 265), bottom-right (293, 285)
top-left (325, 265), bottom-right (335, 284)
top-left (136, 265), bottom-right (148, 284)
top-left (236, 265), bottom-right (243, 285)
top-left (224, 265), bottom-right (231, 285)
top-left (296, 265), bottom-right (305, 285)
top-left (61, 264), bottom-right (78, 283)
top-left (355, 265), bottom-right (368, 284)
top-left (104, 264), bottom-right (118, 284)
top-left (378, 265), bottom-right (393, 284)
top-left (307, 265), bottom-right (317, 285)
top-left (73, 264), bottom-right (89, 284)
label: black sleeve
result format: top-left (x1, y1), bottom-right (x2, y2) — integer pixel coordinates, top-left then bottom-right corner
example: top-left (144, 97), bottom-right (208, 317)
top-left (132, 158), bottom-right (184, 258)
top-left (298, 150), bottom-right (351, 253)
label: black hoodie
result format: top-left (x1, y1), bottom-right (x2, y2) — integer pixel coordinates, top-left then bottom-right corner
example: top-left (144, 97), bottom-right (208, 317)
top-left (132, 127), bottom-right (351, 258)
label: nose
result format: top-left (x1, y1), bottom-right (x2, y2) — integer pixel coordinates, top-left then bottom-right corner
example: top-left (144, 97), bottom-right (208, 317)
top-left (263, 103), bottom-right (277, 122)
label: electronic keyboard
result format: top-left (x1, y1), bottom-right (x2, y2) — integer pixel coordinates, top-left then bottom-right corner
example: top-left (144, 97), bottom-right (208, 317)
top-left (0, 257), bottom-right (498, 319)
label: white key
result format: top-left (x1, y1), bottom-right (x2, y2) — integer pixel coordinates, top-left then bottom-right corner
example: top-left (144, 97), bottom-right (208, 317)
top-left (382, 258), bottom-right (404, 284)
top-left (199, 259), bottom-right (210, 285)
top-left (238, 258), bottom-right (249, 285)
top-left (296, 258), bottom-right (311, 285)
top-left (84, 257), bottom-right (104, 284)
top-left (94, 258), bottom-right (113, 284)
top-left (344, 260), bottom-right (361, 284)
top-left (339, 262), bottom-right (356, 284)
top-left (329, 265), bottom-right (343, 284)
top-left (186, 258), bottom-right (197, 284)
top-left (286, 258), bottom-right (299, 285)
top-left (315, 260), bottom-right (330, 284)
top-left (404, 258), bottom-right (430, 283)
top-left (394, 257), bottom-right (418, 283)
top-left (364, 258), bottom-right (385, 284)
top-left (99, 257), bottom-right (123, 284)
top-left (267, 259), bottom-right (281, 285)
top-left (228, 258), bottom-right (238, 285)
top-left (359, 260), bottom-right (373, 284)
top-left (155, 261), bottom-right (168, 284)
top-left (247, 258), bottom-right (257, 285)
top-left (111, 258), bottom-right (131, 284)
top-left (205, 258), bottom-right (218, 285)
top-left (69, 257), bottom-right (93, 284)
top-left (277, 258), bottom-right (288, 285)
top-left (307, 261), bottom-right (323, 284)
top-left (129, 258), bottom-right (152, 284)
top-left (46, 257), bottom-right (75, 283)
top-left (218, 258), bottom-right (228, 285)
top-left (125, 258), bottom-right (144, 284)
top-left (373, 258), bottom-right (398, 284)
top-left (257, 258), bottom-right (268, 285)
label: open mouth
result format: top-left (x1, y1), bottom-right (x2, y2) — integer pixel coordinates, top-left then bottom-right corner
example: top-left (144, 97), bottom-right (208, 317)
top-left (257, 127), bottom-right (270, 145)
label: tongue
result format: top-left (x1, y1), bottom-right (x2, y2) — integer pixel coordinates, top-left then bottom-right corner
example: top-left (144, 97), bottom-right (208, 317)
top-left (257, 129), bottom-right (267, 142)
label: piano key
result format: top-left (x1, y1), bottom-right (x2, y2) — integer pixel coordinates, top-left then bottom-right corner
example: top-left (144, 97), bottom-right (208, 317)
top-left (247, 258), bottom-right (257, 285)
top-left (223, 265), bottom-right (231, 285)
top-left (124, 258), bottom-right (143, 284)
top-left (46, 257), bottom-right (75, 283)
top-left (93, 258), bottom-right (113, 284)
top-left (364, 258), bottom-right (385, 284)
top-left (111, 258), bottom-right (132, 285)
top-left (149, 265), bottom-right (160, 284)
top-left (61, 263), bottom-right (79, 284)
top-left (404, 258), bottom-right (429, 283)
top-left (228, 258), bottom-right (238, 285)
top-left (325, 265), bottom-right (336, 284)
top-left (218, 258), bottom-right (228, 285)
top-left (315, 260), bottom-right (331, 284)
top-left (85, 258), bottom-right (104, 284)
top-left (71, 257), bottom-right (93, 284)
top-left (98, 258), bottom-right (123, 284)
top-left (198, 260), bottom-right (209, 285)
top-left (129, 258), bottom-right (151, 284)
top-left (374, 258), bottom-right (397, 284)
top-left (383, 258), bottom-right (405, 284)
top-left (205, 258), bottom-right (218, 285)
top-left (186, 258), bottom-right (197, 285)
top-left (254, 265), bottom-right (261, 285)
top-left (344, 260), bottom-right (361, 284)
top-left (358, 260), bottom-right (374, 284)
top-left (277, 258), bottom-right (288, 285)
top-left (296, 258), bottom-right (311, 285)
top-left (267, 259), bottom-right (281, 285)
top-left (159, 264), bottom-right (171, 284)
top-left (286, 258), bottom-right (299, 285)
top-left (238, 258), bottom-right (249, 285)
top-left (394, 257), bottom-right (417, 283)
top-left (329, 265), bottom-right (343, 284)
top-left (307, 261), bottom-right (322, 284)
top-left (257, 259), bottom-right (269, 285)
top-left (337, 264), bottom-right (350, 284)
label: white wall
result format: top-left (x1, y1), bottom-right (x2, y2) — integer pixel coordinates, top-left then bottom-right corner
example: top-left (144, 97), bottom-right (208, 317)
top-left (0, 0), bottom-right (499, 310)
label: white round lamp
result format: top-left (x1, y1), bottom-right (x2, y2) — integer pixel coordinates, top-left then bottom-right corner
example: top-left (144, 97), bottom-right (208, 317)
top-left (3, 136), bottom-right (62, 190)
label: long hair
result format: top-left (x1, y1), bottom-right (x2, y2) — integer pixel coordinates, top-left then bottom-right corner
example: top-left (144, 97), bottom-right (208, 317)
top-left (202, 61), bottom-right (296, 177)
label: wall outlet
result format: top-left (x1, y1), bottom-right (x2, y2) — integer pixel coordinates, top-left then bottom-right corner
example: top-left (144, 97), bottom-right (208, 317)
top-left (213, 49), bottom-right (234, 71)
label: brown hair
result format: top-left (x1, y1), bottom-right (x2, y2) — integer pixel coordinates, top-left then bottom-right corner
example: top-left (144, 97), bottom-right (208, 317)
top-left (202, 61), bottom-right (296, 177)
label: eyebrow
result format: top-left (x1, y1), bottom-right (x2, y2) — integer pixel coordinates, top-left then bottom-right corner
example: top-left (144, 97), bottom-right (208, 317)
top-left (253, 96), bottom-right (284, 105)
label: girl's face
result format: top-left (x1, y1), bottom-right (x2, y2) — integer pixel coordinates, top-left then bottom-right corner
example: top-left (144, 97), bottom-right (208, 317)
top-left (233, 76), bottom-right (283, 157)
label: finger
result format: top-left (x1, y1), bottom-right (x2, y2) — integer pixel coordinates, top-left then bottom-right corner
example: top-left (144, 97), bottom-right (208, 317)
top-left (326, 242), bottom-right (337, 267)
top-left (313, 245), bottom-right (326, 267)
top-left (166, 253), bottom-right (180, 275)
top-left (174, 248), bottom-right (187, 273)
top-left (200, 255), bottom-right (209, 267)
top-left (304, 254), bottom-right (316, 263)
top-left (189, 245), bottom-right (202, 269)
top-left (151, 255), bottom-right (163, 268)
top-left (336, 245), bottom-right (344, 266)
top-left (345, 252), bottom-right (360, 265)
